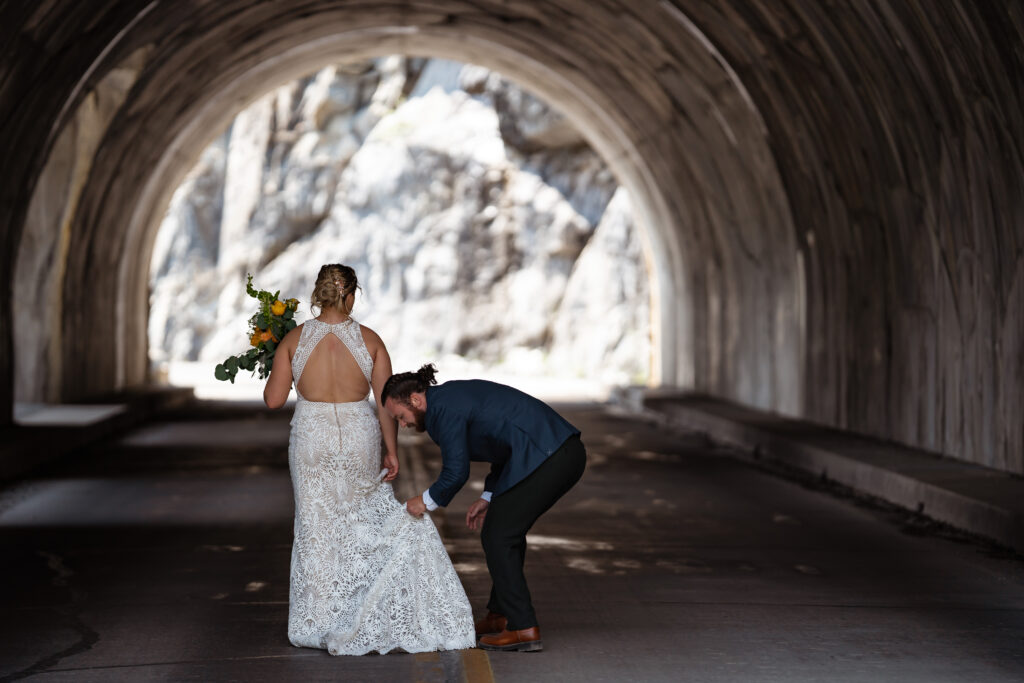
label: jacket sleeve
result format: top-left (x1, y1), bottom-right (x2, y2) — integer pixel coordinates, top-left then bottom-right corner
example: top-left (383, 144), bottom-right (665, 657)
top-left (427, 409), bottom-right (472, 507)
top-left (483, 460), bottom-right (505, 493)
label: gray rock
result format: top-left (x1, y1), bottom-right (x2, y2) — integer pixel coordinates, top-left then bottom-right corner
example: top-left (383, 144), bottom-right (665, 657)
top-left (149, 57), bottom-right (647, 386)
top-left (484, 73), bottom-right (585, 152)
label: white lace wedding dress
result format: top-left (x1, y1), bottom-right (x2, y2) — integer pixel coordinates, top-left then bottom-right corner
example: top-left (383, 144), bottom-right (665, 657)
top-left (286, 317), bottom-right (475, 655)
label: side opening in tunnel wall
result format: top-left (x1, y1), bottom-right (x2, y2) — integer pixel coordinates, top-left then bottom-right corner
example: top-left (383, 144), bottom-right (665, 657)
top-left (146, 56), bottom-right (654, 400)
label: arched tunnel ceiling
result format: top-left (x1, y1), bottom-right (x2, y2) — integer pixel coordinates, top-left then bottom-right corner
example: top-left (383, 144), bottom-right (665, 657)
top-left (1, 2), bottom-right (1022, 474)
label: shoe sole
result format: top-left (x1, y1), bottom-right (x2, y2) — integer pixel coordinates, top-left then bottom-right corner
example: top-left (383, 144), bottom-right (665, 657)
top-left (478, 639), bottom-right (543, 652)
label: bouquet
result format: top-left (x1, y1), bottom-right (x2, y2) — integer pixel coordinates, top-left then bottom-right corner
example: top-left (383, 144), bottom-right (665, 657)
top-left (215, 274), bottom-right (300, 383)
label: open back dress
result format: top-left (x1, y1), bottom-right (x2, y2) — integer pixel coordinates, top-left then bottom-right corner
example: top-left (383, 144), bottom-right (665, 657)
top-left (286, 317), bottom-right (475, 655)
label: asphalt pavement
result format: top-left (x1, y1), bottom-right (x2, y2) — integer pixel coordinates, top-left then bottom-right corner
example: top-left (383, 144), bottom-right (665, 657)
top-left (1, 401), bottom-right (1022, 682)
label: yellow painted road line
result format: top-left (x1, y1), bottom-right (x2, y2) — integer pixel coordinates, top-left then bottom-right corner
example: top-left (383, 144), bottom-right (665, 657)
top-left (461, 648), bottom-right (495, 683)
top-left (413, 650), bottom-right (443, 683)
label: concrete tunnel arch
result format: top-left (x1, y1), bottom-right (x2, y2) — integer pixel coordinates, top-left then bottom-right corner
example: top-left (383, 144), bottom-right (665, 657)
top-left (6, 1), bottom-right (1019, 474)
top-left (15, 4), bottom-right (802, 418)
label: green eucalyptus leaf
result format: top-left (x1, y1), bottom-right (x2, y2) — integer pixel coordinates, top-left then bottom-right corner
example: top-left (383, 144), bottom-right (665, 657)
top-left (228, 275), bottom-right (303, 385)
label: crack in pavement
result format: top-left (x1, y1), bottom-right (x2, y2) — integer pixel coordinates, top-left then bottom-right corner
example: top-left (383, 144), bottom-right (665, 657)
top-left (0, 551), bottom-right (100, 682)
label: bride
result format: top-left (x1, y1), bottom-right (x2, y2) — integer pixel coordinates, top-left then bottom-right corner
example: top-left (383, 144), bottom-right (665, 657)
top-left (262, 263), bottom-right (475, 655)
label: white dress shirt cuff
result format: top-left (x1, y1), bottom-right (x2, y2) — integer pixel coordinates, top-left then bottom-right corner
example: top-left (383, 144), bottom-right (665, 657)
top-left (422, 488), bottom-right (439, 511)
top-left (481, 491), bottom-right (493, 502)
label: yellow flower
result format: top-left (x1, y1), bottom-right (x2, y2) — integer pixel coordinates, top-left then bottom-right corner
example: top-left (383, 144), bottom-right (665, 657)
top-left (260, 329), bottom-right (277, 343)
top-left (271, 300), bottom-right (286, 316)
top-left (250, 331), bottom-right (261, 347)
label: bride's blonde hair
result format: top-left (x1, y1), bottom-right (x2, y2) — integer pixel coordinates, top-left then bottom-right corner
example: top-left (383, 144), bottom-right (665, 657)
top-left (311, 264), bottom-right (360, 315)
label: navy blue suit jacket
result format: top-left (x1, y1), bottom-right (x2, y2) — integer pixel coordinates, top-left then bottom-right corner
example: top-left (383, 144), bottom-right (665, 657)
top-left (424, 380), bottom-right (580, 507)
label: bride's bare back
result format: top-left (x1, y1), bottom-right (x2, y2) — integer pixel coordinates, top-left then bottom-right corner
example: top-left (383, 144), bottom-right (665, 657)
top-left (297, 330), bottom-right (370, 403)
top-left (261, 265), bottom-right (399, 489)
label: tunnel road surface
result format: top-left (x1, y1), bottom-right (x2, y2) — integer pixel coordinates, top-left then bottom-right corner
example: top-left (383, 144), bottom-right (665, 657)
top-left (0, 402), bottom-right (1022, 682)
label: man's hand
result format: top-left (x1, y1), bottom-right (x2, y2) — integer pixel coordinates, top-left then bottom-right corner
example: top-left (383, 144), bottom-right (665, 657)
top-left (466, 498), bottom-right (489, 530)
top-left (382, 452), bottom-right (399, 481)
top-left (406, 495), bottom-right (427, 518)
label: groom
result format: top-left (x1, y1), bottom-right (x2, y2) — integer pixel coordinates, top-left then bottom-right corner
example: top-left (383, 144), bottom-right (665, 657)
top-left (381, 364), bottom-right (586, 652)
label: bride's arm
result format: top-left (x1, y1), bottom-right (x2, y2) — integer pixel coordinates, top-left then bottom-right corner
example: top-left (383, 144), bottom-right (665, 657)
top-left (263, 327), bottom-right (298, 409)
top-left (363, 326), bottom-right (399, 480)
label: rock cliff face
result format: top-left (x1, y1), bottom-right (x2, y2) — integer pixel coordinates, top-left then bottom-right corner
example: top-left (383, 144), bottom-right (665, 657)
top-left (149, 57), bottom-right (649, 386)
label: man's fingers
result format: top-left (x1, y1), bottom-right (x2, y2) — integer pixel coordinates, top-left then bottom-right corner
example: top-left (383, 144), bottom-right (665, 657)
top-left (466, 511), bottom-right (483, 530)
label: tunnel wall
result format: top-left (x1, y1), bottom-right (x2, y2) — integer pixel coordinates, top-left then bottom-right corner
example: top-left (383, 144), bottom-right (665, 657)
top-left (685, 1), bottom-right (1024, 472)
top-left (1, 1), bottom-right (1021, 474)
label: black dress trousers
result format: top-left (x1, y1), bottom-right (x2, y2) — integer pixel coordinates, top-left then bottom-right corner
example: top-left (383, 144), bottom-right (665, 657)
top-left (480, 434), bottom-right (587, 630)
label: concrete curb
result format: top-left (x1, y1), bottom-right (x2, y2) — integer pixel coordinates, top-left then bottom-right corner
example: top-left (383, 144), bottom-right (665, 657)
top-left (0, 386), bottom-right (194, 483)
top-left (612, 387), bottom-right (1024, 556)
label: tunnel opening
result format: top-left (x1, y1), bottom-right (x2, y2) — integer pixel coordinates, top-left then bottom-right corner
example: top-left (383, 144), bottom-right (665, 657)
top-left (8, 1), bottom-right (1021, 473)
top-left (10, 3), bottom-right (806, 461)
top-left (146, 55), bottom-right (654, 402)
top-left (3, 13), bottom-right (1024, 676)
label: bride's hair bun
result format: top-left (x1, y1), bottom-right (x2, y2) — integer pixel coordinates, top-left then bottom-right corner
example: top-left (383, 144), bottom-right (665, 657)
top-left (311, 264), bottom-right (359, 315)
top-left (382, 363), bottom-right (438, 405)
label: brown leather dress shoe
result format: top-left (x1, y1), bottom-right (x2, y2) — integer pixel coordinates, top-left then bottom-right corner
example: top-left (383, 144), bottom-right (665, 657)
top-left (474, 611), bottom-right (508, 636)
top-left (477, 626), bottom-right (543, 652)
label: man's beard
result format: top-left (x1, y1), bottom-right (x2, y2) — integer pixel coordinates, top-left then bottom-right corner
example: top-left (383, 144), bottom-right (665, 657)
top-left (409, 405), bottom-right (426, 432)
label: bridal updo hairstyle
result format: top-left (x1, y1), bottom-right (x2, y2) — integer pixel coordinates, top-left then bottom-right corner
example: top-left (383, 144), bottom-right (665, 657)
top-left (311, 264), bottom-right (359, 315)
top-left (381, 364), bottom-right (438, 406)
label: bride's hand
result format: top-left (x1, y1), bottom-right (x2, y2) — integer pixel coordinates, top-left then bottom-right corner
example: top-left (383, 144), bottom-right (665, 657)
top-left (466, 498), bottom-right (489, 530)
top-left (382, 452), bottom-right (399, 481)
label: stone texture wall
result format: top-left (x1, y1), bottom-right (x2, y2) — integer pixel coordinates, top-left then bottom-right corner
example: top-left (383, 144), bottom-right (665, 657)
top-left (1, 2), bottom-right (1021, 474)
top-left (684, 1), bottom-right (1024, 472)
top-left (148, 58), bottom-right (649, 386)
top-left (12, 49), bottom-right (150, 405)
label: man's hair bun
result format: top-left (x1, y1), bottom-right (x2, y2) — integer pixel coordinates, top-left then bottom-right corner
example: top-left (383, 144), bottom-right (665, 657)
top-left (416, 364), bottom-right (438, 386)
top-left (382, 363), bottom-right (439, 405)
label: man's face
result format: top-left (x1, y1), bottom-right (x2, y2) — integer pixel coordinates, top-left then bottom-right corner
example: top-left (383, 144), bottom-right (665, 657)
top-left (385, 395), bottom-right (426, 432)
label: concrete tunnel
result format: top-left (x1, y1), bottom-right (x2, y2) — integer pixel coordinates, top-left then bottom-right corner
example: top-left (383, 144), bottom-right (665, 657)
top-left (2, 2), bottom-right (1022, 475)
